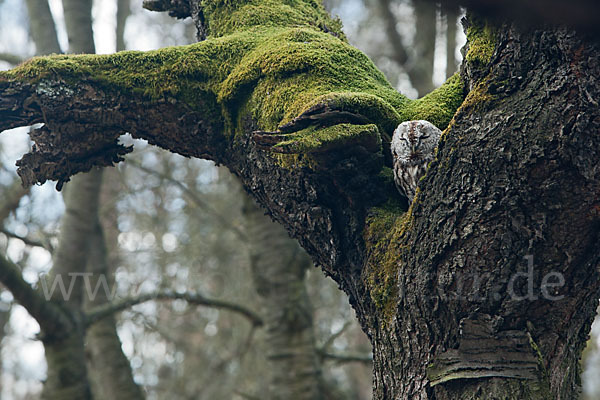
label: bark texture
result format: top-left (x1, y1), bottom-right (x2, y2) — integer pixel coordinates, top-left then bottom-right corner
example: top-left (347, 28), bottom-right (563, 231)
top-left (368, 17), bottom-right (600, 400)
top-left (0, 1), bottom-right (599, 399)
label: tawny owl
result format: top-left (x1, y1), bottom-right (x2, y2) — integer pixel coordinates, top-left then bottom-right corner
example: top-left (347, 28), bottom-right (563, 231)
top-left (391, 120), bottom-right (442, 201)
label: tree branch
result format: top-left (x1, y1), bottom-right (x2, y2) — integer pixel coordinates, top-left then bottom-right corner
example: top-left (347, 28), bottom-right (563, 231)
top-left (85, 290), bottom-right (263, 327)
top-left (0, 228), bottom-right (50, 250)
top-left (0, 53), bottom-right (25, 66)
top-left (0, 177), bottom-right (30, 222)
top-left (0, 254), bottom-right (71, 333)
top-left (127, 159), bottom-right (248, 242)
top-left (142, 0), bottom-right (191, 19)
top-left (0, 0), bottom-right (464, 322)
top-left (319, 350), bottom-right (373, 365)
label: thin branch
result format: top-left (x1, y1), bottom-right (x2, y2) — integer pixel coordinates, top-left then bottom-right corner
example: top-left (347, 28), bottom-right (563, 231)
top-left (316, 321), bottom-right (372, 365)
top-left (320, 320), bottom-right (351, 351)
top-left (233, 390), bottom-right (261, 400)
top-left (127, 159), bottom-right (249, 243)
top-left (0, 53), bottom-right (25, 66)
top-left (319, 350), bottom-right (373, 365)
top-left (85, 291), bottom-right (263, 327)
top-left (0, 228), bottom-right (51, 251)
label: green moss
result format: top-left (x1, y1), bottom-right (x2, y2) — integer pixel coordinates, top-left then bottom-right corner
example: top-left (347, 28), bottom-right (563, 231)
top-left (273, 123), bottom-right (380, 153)
top-left (465, 15), bottom-right (497, 66)
top-left (1, 0), bottom-right (468, 170)
top-left (398, 73), bottom-right (465, 131)
top-left (451, 75), bottom-right (496, 124)
top-left (200, 0), bottom-right (346, 40)
top-left (363, 196), bottom-right (411, 322)
top-left (233, 28), bottom-right (409, 135)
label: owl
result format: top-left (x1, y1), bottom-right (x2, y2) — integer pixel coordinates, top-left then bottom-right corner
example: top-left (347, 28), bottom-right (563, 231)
top-left (391, 120), bottom-right (442, 202)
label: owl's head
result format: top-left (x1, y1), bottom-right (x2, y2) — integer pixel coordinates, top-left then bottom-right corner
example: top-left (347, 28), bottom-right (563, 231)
top-left (391, 120), bottom-right (442, 165)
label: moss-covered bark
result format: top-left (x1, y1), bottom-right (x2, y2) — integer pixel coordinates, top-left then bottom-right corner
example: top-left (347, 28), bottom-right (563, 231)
top-left (1, 1), bottom-right (599, 399)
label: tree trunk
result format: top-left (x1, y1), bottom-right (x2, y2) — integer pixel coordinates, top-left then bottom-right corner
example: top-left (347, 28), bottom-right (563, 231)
top-left (1, 1), bottom-right (599, 398)
top-left (411, 0), bottom-right (436, 96)
top-left (83, 189), bottom-right (145, 400)
top-left (370, 16), bottom-right (600, 399)
top-left (28, 1), bottom-right (141, 398)
top-left (42, 171), bottom-right (99, 400)
top-left (25, 0), bottom-right (61, 55)
top-left (442, 4), bottom-right (459, 79)
top-left (116, 0), bottom-right (131, 52)
top-left (244, 196), bottom-right (325, 400)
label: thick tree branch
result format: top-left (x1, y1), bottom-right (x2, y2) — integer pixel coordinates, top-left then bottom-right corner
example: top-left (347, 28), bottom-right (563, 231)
top-left (0, 5), bottom-right (463, 297)
top-left (85, 291), bottom-right (264, 327)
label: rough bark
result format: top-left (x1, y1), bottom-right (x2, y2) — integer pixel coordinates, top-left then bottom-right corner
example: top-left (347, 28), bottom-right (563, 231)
top-left (0, 1), bottom-right (599, 399)
top-left (369, 16), bottom-right (600, 400)
top-left (244, 196), bottom-right (325, 400)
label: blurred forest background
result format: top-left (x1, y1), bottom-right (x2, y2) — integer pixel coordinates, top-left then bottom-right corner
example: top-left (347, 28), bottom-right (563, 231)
top-left (0, 0), bottom-right (598, 399)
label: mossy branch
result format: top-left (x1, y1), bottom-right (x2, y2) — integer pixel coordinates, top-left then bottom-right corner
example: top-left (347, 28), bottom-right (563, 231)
top-left (0, 1), bottom-right (470, 310)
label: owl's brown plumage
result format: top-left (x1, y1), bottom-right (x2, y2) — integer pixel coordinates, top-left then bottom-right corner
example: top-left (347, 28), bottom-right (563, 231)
top-left (391, 120), bottom-right (442, 201)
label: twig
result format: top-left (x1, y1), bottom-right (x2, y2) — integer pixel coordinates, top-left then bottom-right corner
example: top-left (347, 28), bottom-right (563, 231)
top-left (321, 320), bottom-right (351, 351)
top-left (85, 290), bottom-right (263, 327)
top-left (319, 350), bottom-right (373, 365)
top-left (127, 159), bottom-right (248, 242)
top-left (233, 390), bottom-right (261, 400)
